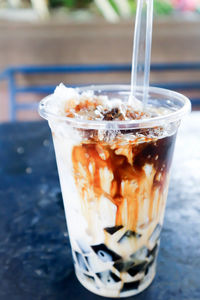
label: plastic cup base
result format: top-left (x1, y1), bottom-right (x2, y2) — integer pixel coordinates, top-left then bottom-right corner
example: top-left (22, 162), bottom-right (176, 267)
top-left (75, 264), bottom-right (156, 298)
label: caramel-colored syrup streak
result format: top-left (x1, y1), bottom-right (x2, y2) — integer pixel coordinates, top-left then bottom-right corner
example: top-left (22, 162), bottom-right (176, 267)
top-left (72, 133), bottom-right (176, 234)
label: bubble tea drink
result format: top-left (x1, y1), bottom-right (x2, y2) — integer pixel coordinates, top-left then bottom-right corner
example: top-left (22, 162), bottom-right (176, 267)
top-left (39, 84), bottom-right (190, 297)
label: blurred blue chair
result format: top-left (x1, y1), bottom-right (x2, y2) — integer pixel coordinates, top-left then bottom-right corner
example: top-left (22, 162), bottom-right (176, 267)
top-left (0, 63), bottom-right (200, 121)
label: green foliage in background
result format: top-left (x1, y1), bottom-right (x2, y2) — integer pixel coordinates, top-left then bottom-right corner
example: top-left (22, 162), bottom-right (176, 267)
top-left (153, 0), bottom-right (173, 15)
top-left (49, 0), bottom-right (173, 15)
top-left (49, 0), bottom-right (92, 9)
top-left (108, 0), bottom-right (120, 15)
top-left (129, 0), bottom-right (173, 15)
top-left (128, 0), bottom-right (137, 15)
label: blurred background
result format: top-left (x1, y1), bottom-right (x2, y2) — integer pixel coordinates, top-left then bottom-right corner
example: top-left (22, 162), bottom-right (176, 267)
top-left (0, 0), bottom-right (200, 122)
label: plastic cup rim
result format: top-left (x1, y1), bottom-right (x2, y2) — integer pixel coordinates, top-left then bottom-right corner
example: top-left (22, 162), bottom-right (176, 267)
top-left (38, 84), bottom-right (191, 130)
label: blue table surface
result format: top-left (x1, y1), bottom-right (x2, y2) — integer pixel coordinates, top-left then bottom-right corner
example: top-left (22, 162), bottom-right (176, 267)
top-left (0, 113), bottom-right (200, 300)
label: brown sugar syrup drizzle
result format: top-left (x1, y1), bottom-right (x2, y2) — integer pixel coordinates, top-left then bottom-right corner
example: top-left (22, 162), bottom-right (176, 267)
top-left (72, 133), bottom-right (176, 233)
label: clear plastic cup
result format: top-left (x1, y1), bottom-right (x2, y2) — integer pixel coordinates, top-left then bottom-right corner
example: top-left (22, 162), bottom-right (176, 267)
top-left (39, 85), bottom-right (191, 298)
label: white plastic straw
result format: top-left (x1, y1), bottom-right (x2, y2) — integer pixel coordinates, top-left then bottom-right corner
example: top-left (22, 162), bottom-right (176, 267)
top-left (143, 0), bottom-right (154, 108)
top-left (129, 0), bottom-right (154, 109)
top-left (129, 0), bottom-right (144, 104)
